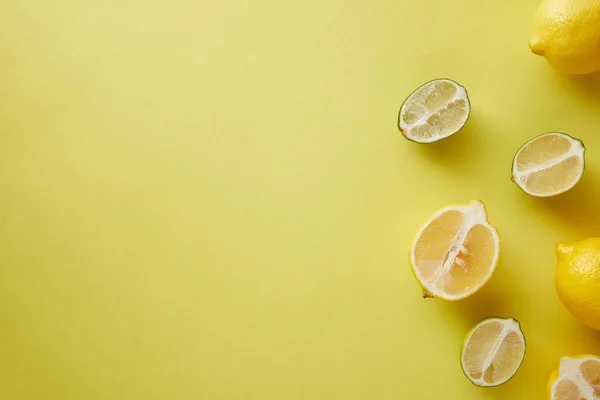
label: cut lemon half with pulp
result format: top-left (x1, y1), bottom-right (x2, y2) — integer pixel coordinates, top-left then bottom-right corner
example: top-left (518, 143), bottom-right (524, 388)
top-left (398, 79), bottom-right (470, 143)
top-left (461, 317), bottom-right (526, 387)
top-left (410, 200), bottom-right (499, 300)
top-left (512, 132), bottom-right (585, 197)
top-left (548, 355), bottom-right (600, 400)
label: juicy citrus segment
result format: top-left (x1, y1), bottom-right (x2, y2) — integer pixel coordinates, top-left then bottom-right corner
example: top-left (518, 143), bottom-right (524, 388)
top-left (552, 378), bottom-right (582, 400)
top-left (515, 133), bottom-right (573, 170)
top-left (521, 156), bottom-right (583, 195)
top-left (580, 359), bottom-right (600, 397)
top-left (461, 318), bottom-right (526, 387)
top-left (512, 132), bottom-right (585, 197)
top-left (410, 201), bottom-right (499, 300)
top-left (398, 79), bottom-right (470, 143)
top-left (438, 224), bottom-right (499, 297)
top-left (549, 356), bottom-right (600, 400)
top-left (412, 210), bottom-right (464, 281)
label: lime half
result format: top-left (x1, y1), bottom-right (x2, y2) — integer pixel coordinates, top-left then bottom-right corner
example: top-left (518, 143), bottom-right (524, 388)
top-left (512, 132), bottom-right (585, 197)
top-left (398, 79), bottom-right (470, 143)
top-left (461, 317), bottom-right (526, 387)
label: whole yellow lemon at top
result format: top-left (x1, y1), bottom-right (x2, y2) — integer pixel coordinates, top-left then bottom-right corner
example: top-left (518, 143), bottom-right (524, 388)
top-left (530, 0), bottom-right (600, 74)
top-left (556, 239), bottom-right (600, 330)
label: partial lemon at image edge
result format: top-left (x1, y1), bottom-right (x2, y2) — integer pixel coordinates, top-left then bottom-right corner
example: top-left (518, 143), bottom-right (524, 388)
top-left (461, 317), bottom-right (526, 387)
top-left (530, 0), bottom-right (600, 75)
top-left (512, 132), bottom-right (585, 197)
top-left (555, 239), bottom-right (600, 331)
top-left (547, 355), bottom-right (600, 399)
top-left (409, 200), bottom-right (499, 301)
top-left (398, 79), bottom-right (470, 143)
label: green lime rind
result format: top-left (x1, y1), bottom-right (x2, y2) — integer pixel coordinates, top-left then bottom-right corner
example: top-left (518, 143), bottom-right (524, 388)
top-left (511, 132), bottom-right (586, 198)
top-left (460, 317), bottom-right (526, 388)
top-left (398, 78), bottom-right (471, 144)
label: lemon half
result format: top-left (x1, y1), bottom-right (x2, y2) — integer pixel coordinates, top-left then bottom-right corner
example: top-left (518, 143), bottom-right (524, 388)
top-left (461, 317), bottom-right (526, 387)
top-left (398, 79), bottom-right (470, 143)
top-left (410, 201), bottom-right (499, 301)
top-left (548, 355), bottom-right (600, 399)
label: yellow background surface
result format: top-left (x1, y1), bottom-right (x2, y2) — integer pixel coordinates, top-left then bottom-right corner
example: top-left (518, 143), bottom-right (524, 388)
top-left (1, 0), bottom-right (600, 399)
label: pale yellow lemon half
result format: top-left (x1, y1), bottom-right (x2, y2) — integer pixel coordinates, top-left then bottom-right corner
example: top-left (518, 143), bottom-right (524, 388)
top-left (548, 355), bottom-right (600, 399)
top-left (410, 201), bottom-right (499, 301)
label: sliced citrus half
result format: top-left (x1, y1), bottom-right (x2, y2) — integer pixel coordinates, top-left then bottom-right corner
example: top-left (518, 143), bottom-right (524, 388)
top-left (548, 355), bottom-right (600, 400)
top-left (409, 200), bottom-right (499, 301)
top-left (461, 317), bottom-right (526, 387)
top-left (512, 132), bottom-right (585, 197)
top-left (398, 79), bottom-right (470, 143)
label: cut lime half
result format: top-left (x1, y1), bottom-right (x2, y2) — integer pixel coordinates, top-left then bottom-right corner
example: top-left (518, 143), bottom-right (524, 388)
top-left (512, 132), bottom-right (585, 197)
top-left (398, 79), bottom-right (470, 143)
top-left (461, 317), bottom-right (526, 387)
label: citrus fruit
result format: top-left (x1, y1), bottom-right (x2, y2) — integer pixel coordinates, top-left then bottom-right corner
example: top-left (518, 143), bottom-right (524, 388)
top-left (409, 200), bottom-right (499, 300)
top-left (398, 79), bottom-right (470, 143)
top-left (511, 132), bottom-right (585, 197)
top-left (555, 239), bottom-right (600, 330)
top-left (547, 355), bottom-right (600, 399)
top-left (461, 317), bottom-right (526, 387)
top-left (530, 0), bottom-right (600, 74)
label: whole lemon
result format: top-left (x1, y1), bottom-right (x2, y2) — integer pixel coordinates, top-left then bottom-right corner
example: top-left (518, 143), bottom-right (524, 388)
top-left (556, 239), bottom-right (600, 330)
top-left (530, 0), bottom-right (600, 74)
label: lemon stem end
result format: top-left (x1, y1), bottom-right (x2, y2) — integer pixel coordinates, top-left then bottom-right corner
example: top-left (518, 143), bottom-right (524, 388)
top-left (556, 242), bottom-right (575, 259)
top-left (529, 39), bottom-right (545, 56)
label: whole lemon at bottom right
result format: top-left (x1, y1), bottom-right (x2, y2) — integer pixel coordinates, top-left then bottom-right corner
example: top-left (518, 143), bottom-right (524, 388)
top-left (530, 0), bottom-right (600, 74)
top-left (556, 239), bottom-right (600, 330)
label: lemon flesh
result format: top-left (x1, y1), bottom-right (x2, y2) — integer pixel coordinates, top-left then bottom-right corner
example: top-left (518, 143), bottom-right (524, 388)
top-left (398, 79), bottom-right (470, 143)
top-left (461, 318), bottom-right (526, 387)
top-left (556, 239), bottom-right (600, 331)
top-left (512, 133), bottom-right (585, 197)
top-left (548, 355), bottom-right (600, 400)
top-left (530, 0), bottom-right (600, 74)
top-left (410, 201), bottom-right (499, 301)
